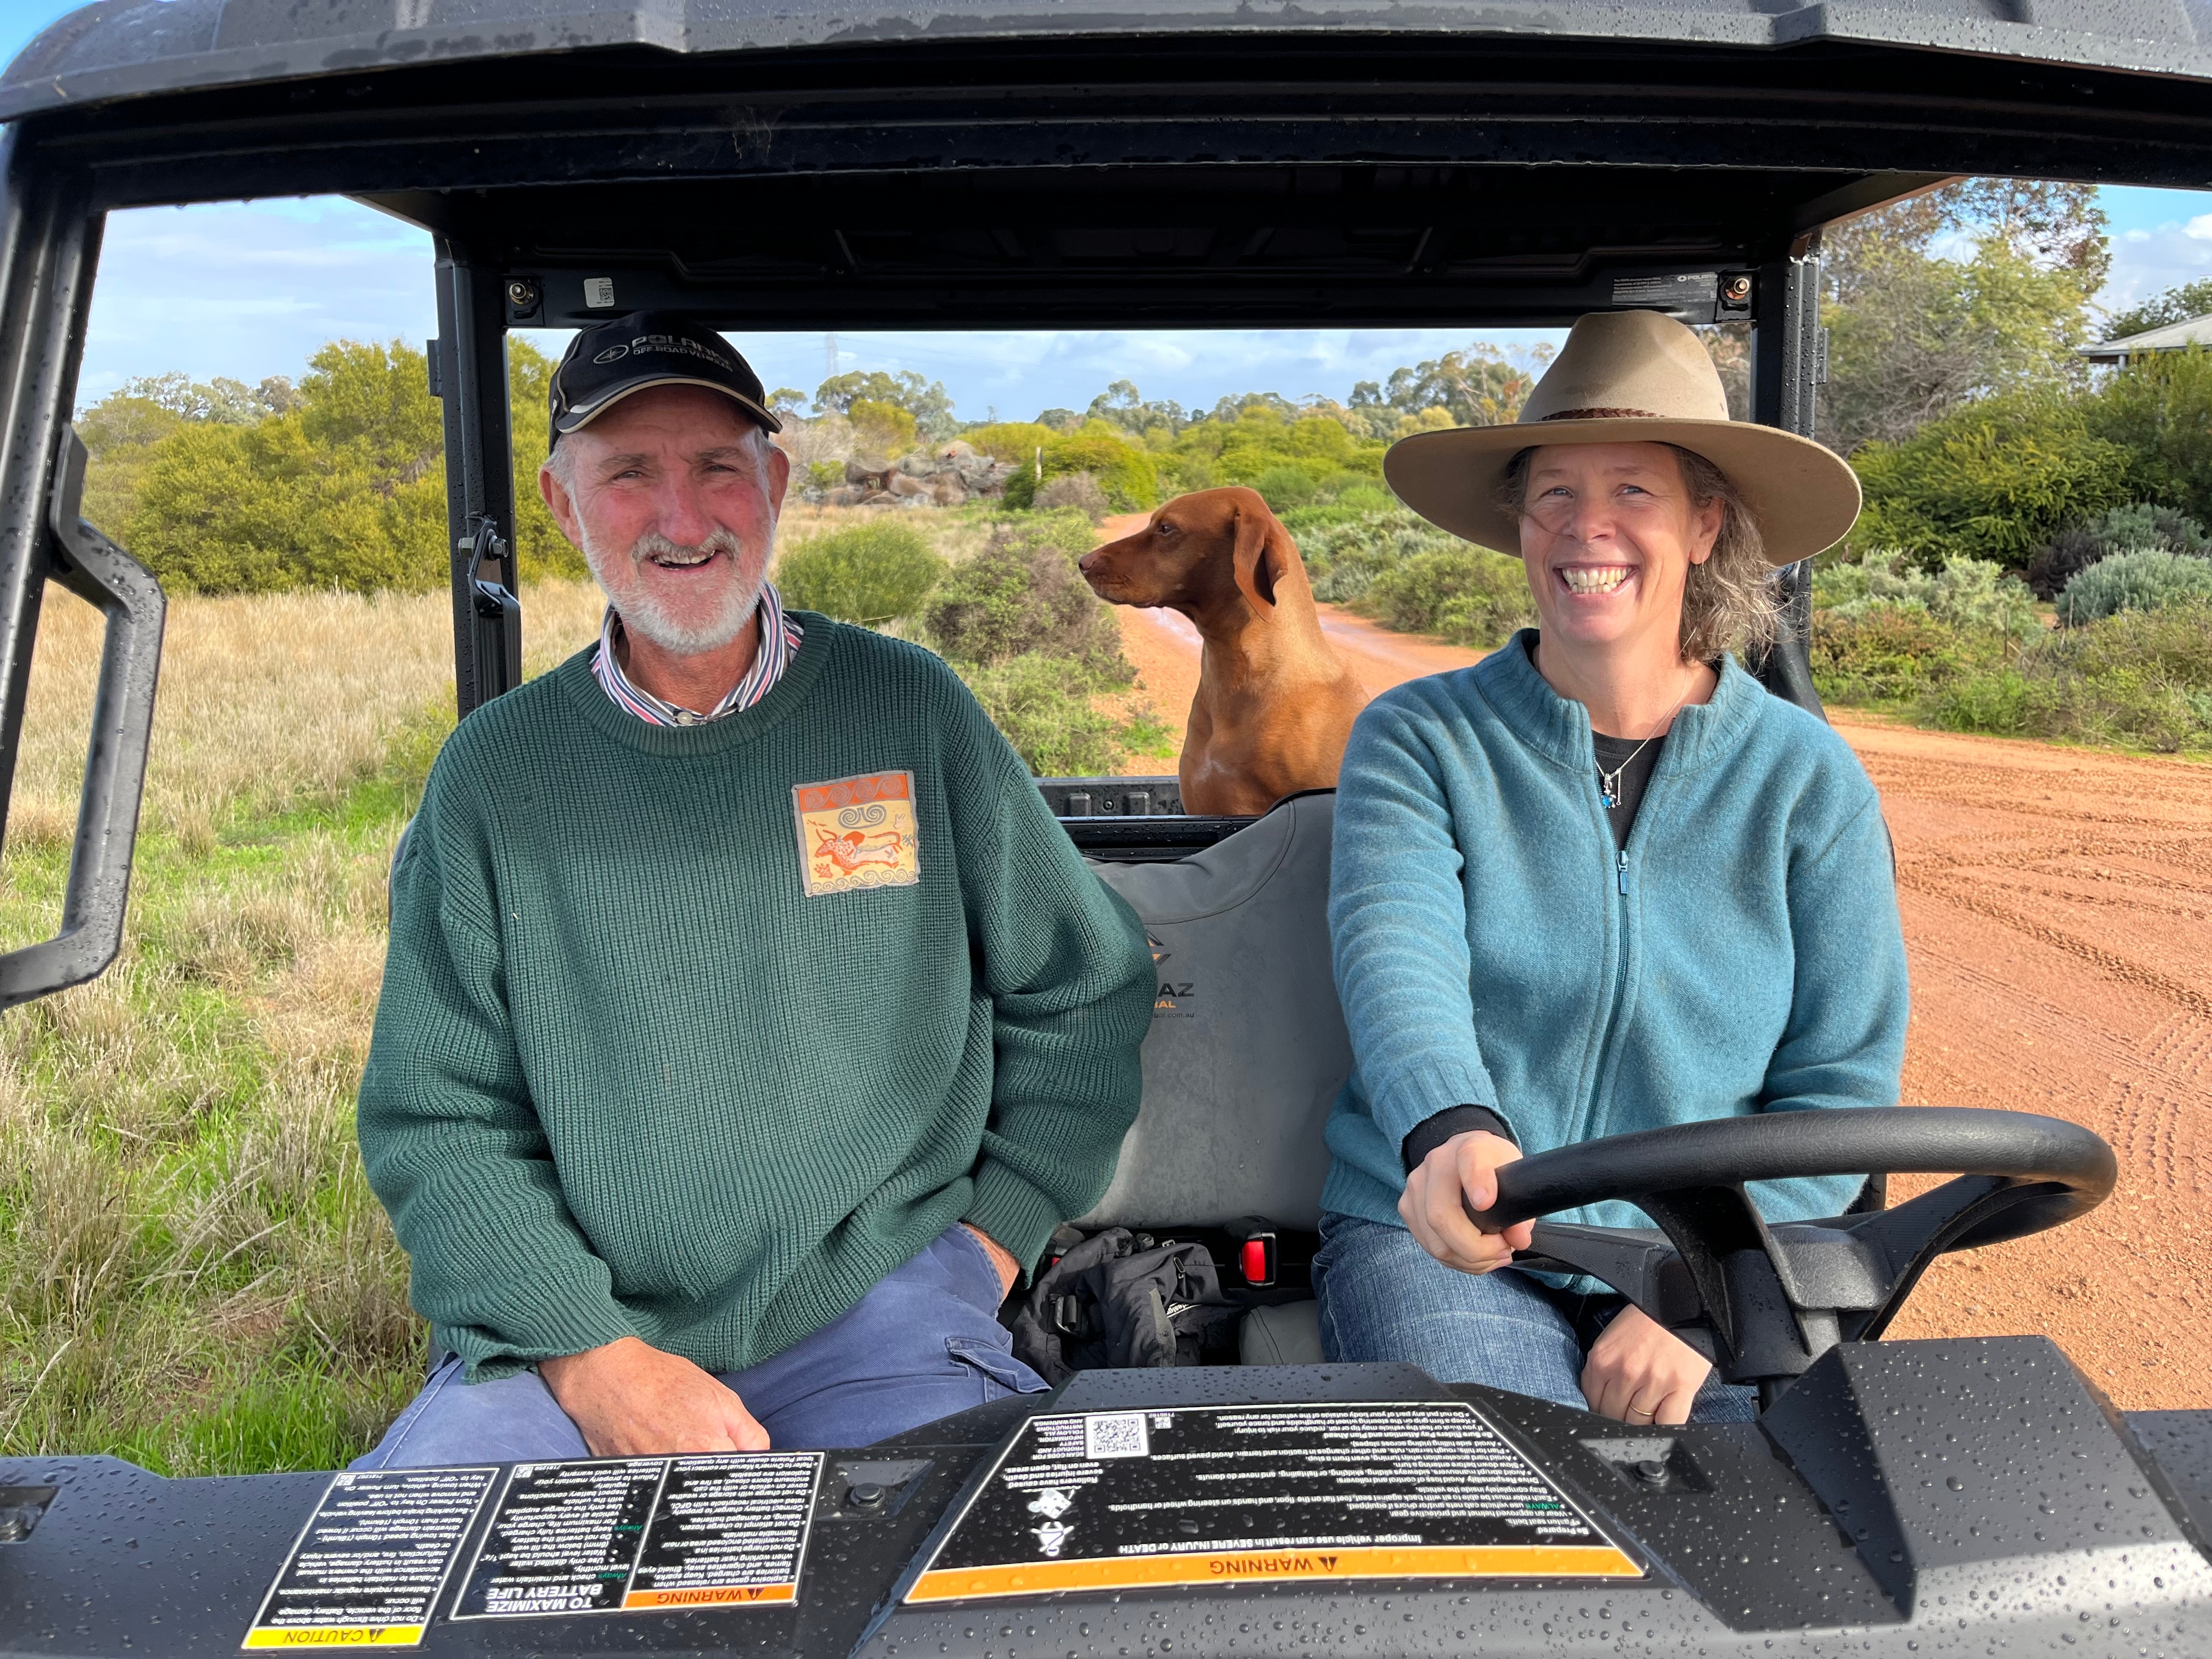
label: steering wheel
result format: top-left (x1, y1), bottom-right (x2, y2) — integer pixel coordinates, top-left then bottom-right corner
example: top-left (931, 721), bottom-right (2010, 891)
top-left (1465, 1108), bottom-right (2114, 1404)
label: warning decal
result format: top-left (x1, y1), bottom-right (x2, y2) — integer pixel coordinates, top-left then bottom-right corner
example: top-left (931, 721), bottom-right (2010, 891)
top-left (905, 1402), bottom-right (1639, 1602)
top-left (241, 1466), bottom-right (497, 1648)
top-left (450, 1452), bottom-right (822, 1620)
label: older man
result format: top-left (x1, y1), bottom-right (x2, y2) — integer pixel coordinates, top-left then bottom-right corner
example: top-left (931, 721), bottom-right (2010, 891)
top-left (353, 313), bottom-right (1154, 1464)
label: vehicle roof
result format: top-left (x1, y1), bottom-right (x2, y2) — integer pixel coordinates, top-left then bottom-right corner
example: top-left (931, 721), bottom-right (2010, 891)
top-left (8, 0), bottom-right (2211, 126)
top-left (10, 1), bottom-right (2212, 333)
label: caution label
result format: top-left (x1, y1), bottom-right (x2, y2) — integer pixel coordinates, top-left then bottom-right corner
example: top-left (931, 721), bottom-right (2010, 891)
top-left (450, 1453), bottom-right (822, 1620)
top-left (906, 1402), bottom-right (1638, 1602)
top-left (241, 1466), bottom-right (498, 1649)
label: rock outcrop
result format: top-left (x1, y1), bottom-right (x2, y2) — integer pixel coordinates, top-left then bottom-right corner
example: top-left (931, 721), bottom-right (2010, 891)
top-left (811, 440), bottom-right (1020, 508)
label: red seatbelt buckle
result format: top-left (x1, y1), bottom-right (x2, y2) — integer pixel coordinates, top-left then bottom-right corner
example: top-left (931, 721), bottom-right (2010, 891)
top-left (1226, 1217), bottom-right (1278, 1287)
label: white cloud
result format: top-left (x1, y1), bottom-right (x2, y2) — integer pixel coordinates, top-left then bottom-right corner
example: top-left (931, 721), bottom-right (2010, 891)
top-left (73, 199), bottom-right (1544, 420)
top-left (80, 199), bottom-right (435, 403)
top-left (2098, 221), bottom-right (2212, 318)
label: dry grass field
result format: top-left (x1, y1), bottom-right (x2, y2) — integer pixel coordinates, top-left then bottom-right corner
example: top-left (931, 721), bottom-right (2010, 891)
top-left (0, 579), bottom-right (605, 1471)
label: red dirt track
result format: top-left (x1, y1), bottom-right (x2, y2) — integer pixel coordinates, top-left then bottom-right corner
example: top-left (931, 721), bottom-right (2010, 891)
top-left (1105, 546), bottom-right (2211, 1408)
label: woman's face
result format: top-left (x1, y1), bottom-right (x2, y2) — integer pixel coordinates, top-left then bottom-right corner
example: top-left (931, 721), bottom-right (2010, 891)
top-left (1516, 442), bottom-right (1722, 657)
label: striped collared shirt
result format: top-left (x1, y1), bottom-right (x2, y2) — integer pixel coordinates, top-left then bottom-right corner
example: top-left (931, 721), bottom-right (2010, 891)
top-left (590, 582), bottom-right (805, 726)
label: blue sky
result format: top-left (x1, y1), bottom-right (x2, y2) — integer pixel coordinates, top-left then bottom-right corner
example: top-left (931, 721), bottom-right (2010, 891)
top-left (8, 0), bottom-right (2209, 418)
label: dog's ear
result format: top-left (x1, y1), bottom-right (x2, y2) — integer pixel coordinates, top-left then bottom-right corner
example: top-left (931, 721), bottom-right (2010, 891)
top-left (1232, 502), bottom-right (1282, 613)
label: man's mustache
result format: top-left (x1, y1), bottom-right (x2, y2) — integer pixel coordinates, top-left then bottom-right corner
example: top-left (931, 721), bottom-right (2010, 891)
top-left (631, 528), bottom-right (746, 568)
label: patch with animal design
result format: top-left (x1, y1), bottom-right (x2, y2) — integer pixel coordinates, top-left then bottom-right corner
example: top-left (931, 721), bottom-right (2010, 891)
top-left (793, 771), bottom-right (921, 897)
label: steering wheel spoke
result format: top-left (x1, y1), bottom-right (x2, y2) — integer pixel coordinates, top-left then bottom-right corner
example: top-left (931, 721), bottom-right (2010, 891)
top-left (1470, 1109), bottom-right (2114, 1398)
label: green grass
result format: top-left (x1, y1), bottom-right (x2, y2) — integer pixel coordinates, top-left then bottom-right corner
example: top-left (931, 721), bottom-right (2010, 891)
top-left (0, 721), bottom-right (448, 1474)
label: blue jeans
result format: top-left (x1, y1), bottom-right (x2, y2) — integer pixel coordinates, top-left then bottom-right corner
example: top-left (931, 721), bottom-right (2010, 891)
top-left (1313, 1212), bottom-right (1756, 1423)
top-left (353, 1226), bottom-right (1046, 1468)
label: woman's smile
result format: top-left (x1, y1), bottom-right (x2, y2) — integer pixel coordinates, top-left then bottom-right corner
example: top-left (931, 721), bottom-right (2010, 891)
top-left (1558, 563), bottom-right (1637, 597)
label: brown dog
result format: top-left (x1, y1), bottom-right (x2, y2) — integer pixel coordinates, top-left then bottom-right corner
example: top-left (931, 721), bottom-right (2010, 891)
top-left (1079, 487), bottom-right (1370, 816)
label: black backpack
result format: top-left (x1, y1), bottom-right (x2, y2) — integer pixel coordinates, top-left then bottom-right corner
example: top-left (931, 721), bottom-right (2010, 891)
top-left (1007, 1228), bottom-right (1243, 1385)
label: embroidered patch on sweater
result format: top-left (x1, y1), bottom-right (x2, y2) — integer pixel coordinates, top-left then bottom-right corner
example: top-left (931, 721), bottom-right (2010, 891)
top-left (793, 771), bottom-right (921, 896)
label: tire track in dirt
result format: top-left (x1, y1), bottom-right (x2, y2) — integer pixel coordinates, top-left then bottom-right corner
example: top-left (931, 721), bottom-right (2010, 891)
top-left (1104, 563), bottom-right (2212, 1405)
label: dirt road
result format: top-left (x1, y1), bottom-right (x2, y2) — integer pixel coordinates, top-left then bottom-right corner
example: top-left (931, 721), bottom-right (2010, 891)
top-left (1107, 574), bottom-right (2211, 1408)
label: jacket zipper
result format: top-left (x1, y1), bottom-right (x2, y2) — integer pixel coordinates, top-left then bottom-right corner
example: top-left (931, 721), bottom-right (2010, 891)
top-left (1585, 829), bottom-right (1635, 1166)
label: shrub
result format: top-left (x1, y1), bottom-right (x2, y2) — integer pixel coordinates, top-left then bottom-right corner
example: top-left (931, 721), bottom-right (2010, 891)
top-left (1809, 604), bottom-right (2005, 705)
top-left (1297, 507), bottom-right (1465, 603)
top-left (1849, 392), bottom-right (2135, 570)
top-left (2057, 548), bottom-right (2212, 624)
top-left (2086, 346), bottom-right (2212, 527)
top-left (922, 521), bottom-right (1130, 682)
top-left (119, 341), bottom-right (455, 594)
top-left (1925, 602), bottom-right (2212, 752)
top-left (1000, 461), bottom-right (1042, 510)
top-left (955, 655), bottom-right (1125, 775)
top-left (962, 422), bottom-right (1058, 467)
top-left (995, 426), bottom-right (1158, 513)
top-left (1034, 471), bottom-right (1110, 521)
top-left (1251, 465), bottom-right (1319, 511)
top-left (1045, 426), bottom-right (1161, 511)
top-left (775, 521), bottom-right (945, 624)
top-left (806, 459), bottom-right (843, 493)
top-left (848, 398), bottom-right (918, 459)
top-left (2025, 502), bottom-right (2210, 597)
top-left (1361, 545), bottom-right (1534, 647)
top-left (1812, 549), bottom-right (2040, 636)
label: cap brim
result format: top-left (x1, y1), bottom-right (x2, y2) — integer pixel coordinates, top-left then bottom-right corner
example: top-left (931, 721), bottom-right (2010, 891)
top-left (1383, 418), bottom-right (1861, 565)
top-left (554, 375), bottom-right (783, 436)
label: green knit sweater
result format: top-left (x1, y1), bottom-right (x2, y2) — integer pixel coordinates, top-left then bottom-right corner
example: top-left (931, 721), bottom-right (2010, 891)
top-left (357, 617), bottom-right (1154, 1381)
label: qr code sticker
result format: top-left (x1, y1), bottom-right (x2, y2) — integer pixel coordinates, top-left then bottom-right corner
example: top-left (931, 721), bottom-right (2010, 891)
top-left (1084, 1412), bottom-right (1149, 1460)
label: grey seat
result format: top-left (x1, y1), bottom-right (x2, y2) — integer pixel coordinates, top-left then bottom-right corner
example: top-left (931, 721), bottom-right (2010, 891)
top-left (1084, 792), bottom-right (1342, 1365)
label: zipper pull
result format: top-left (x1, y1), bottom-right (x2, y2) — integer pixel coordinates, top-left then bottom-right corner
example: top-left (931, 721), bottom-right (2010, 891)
top-left (1617, 849), bottom-right (1629, 896)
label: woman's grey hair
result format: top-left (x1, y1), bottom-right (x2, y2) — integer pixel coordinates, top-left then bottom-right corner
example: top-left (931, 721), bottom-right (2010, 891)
top-left (1497, 443), bottom-right (1782, 663)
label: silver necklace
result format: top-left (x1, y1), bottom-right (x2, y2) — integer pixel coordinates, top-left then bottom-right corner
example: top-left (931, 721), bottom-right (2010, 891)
top-left (1595, 733), bottom-right (1662, 810)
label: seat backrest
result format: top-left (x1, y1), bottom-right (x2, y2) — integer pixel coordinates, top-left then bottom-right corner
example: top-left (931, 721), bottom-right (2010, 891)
top-left (1079, 792), bottom-right (1347, 1231)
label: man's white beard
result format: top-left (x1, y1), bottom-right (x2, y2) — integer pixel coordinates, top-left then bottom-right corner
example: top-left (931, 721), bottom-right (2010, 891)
top-left (584, 524), bottom-right (770, 657)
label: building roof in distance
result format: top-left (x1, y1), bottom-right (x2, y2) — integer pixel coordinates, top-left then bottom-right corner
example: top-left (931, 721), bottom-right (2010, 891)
top-left (2080, 314), bottom-right (2212, 360)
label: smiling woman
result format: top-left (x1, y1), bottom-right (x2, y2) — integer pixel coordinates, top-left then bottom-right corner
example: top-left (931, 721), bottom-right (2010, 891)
top-left (1314, 308), bottom-right (1909, 1430)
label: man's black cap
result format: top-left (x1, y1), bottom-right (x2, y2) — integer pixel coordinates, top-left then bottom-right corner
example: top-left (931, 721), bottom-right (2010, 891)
top-left (549, 312), bottom-right (782, 447)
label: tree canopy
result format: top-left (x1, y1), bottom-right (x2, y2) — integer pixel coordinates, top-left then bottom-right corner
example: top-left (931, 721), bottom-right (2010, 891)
top-left (2102, 279), bottom-right (2212, 343)
top-left (812, 368), bottom-right (955, 437)
top-left (1820, 180), bottom-right (2107, 453)
top-left (83, 339), bottom-right (581, 595)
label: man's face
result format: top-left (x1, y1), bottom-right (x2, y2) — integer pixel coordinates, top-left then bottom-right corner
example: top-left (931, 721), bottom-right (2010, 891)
top-left (539, 385), bottom-right (792, 656)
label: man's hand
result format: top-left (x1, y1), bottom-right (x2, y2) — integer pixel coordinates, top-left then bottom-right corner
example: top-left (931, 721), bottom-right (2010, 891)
top-left (538, 1335), bottom-right (770, 1457)
top-left (1398, 1130), bottom-right (1535, 1275)
top-left (1580, 1305), bottom-right (1710, 1425)
top-left (962, 1222), bottom-right (1022, 1299)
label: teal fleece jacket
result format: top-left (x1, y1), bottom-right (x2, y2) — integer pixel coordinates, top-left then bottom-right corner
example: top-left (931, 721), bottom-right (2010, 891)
top-left (358, 618), bottom-right (1155, 1380)
top-left (1323, 633), bottom-right (1909, 1234)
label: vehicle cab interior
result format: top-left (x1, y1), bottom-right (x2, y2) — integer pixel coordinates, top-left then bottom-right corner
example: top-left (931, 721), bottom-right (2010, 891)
top-left (0, 2), bottom-right (2209, 1655)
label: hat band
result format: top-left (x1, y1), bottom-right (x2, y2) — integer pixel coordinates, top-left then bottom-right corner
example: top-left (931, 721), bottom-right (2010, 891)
top-left (1537, 406), bottom-right (1660, 421)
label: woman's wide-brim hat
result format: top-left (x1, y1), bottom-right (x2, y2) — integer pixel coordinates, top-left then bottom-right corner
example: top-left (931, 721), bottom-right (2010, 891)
top-left (1383, 309), bottom-right (1861, 565)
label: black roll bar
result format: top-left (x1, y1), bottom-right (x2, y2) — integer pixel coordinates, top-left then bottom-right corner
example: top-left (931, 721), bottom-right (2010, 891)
top-left (432, 242), bottom-right (523, 718)
top-left (0, 131), bottom-right (165, 1010)
top-left (1750, 244), bottom-right (1828, 716)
